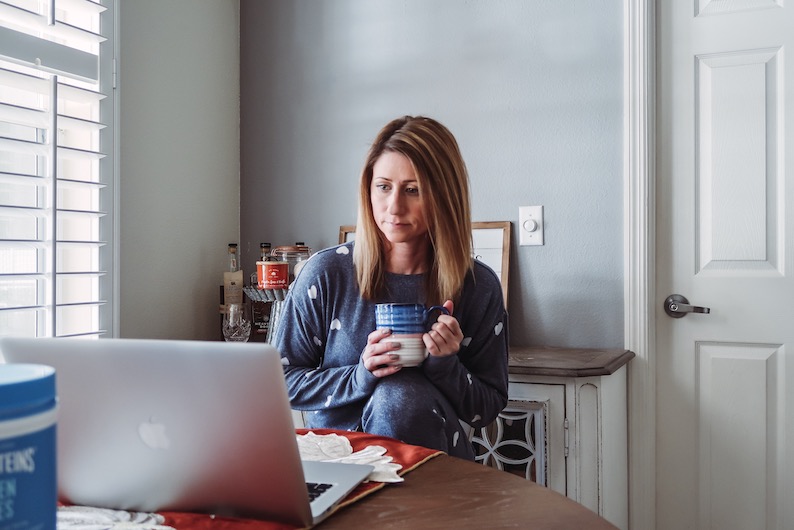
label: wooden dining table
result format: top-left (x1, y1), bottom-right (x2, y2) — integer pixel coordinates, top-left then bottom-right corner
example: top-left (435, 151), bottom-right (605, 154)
top-left (153, 429), bottom-right (618, 529)
top-left (314, 452), bottom-right (619, 529)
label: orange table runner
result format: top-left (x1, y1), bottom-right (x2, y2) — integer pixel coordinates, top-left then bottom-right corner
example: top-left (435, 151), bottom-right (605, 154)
top-left (158, 429), bottom-right (443, 529)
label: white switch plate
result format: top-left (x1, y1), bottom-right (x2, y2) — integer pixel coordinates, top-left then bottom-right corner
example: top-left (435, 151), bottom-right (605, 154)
top-left (519, 205), bottom-right (544, 246)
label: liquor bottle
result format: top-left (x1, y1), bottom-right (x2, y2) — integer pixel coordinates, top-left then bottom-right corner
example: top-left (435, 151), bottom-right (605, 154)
top-left (223, 243), bottom-right (243, 306)
top-left (220, 243), bottom-right (243, 340)
top-left (228, 243), bottom-right (239, 272)
top-left (251, 242), bottom-right (274, 341)
top-left (259, 242), bottom-right (272, 262)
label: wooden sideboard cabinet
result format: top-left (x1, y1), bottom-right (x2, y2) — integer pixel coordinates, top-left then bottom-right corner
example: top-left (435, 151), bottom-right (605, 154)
top-left (470, 346), bottom-right (634, 530)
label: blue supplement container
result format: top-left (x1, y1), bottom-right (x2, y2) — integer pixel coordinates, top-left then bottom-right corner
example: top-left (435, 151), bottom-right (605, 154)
top-left (0, 364), bottom-right (57, 530)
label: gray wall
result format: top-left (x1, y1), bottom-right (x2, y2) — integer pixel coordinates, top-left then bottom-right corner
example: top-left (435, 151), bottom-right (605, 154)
top-left (240, 0), bottom-right (624, 348)
top-left (119, 0), bottom-right (240, 340)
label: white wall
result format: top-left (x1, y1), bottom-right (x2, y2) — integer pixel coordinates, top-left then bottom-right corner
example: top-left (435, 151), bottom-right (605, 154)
top-left (239, 1), bottom-right (624, 348)
top-left (118, 0), bottom-right (240, 340)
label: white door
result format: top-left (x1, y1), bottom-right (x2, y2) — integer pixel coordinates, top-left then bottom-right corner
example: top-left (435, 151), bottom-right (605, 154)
top-left (656, 2), bottom-right (794, 530)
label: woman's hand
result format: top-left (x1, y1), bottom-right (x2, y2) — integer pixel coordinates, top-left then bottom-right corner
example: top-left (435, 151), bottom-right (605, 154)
top-left (424, 300), bottom-right (463, 358)
top-left (361, 328), bottom-right (403, 378)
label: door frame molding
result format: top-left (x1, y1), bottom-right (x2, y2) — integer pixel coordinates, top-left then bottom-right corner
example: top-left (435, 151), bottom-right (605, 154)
top-left (624, 0), bottom-right (655, 528)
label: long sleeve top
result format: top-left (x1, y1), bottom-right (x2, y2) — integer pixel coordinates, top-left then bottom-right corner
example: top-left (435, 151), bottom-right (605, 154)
top-left (273, 241), bottom-right (509, 432)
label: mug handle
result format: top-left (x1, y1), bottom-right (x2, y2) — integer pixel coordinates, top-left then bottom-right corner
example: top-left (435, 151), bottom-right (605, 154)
top-left (423, 305), bottom-right (450, 328)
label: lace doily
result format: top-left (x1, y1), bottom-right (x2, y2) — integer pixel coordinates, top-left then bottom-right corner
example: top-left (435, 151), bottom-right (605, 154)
top-left (297, 430), bottom-right (403, 482)
top-left (57, 505), bottom-right (174, 529)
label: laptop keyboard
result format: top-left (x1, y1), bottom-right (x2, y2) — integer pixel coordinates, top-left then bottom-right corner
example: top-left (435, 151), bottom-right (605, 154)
top-left (306, 482), bottom-right (334, 502)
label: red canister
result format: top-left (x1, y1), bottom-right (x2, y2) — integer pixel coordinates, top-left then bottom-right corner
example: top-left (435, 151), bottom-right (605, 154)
top-left (256, 261), bottom-right (289, 290)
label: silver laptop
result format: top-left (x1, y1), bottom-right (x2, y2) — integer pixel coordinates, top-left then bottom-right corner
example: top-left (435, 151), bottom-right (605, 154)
top-left (0, 337), bottom-right (372, 526)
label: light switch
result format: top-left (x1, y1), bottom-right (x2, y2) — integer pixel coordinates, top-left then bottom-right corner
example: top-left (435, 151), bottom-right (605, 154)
top-left (519, 206), bottom-right (544, 246)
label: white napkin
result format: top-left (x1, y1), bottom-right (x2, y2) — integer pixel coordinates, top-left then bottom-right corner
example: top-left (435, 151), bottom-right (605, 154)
top-left (57, 505), bottom-right (174, 530)
top-left (297, 431), bottom-right (403, 483)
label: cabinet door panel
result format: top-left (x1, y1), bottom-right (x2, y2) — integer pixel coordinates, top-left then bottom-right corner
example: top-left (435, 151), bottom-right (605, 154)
top-left (472, 382), bottom-right (566, 494)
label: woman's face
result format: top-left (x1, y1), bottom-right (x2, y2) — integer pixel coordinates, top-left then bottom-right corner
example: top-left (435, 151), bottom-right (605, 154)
top-left (370, 151), bottom-right (428, 246)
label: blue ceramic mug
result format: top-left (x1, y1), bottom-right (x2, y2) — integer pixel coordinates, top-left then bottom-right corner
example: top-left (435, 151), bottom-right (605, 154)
top-left (374, 303), bottom-right (450, 367)
top-left (374, 303), bottom-right (449, 335)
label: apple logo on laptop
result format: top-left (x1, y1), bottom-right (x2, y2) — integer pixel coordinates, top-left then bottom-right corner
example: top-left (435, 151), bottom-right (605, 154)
top-left (138, 418), bottom-right (171, 449)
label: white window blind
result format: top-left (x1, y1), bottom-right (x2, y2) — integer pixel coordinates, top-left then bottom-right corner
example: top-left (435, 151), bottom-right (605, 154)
top-left (0, 0), bottom-right (114, 338)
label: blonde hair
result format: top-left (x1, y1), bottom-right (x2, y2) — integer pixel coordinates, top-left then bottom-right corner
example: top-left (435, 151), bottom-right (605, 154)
top-left (353, 116), bottom-right (473, 304)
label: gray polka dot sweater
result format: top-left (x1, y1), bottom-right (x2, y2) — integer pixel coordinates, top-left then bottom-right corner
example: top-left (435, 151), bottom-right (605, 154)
top-left (273, 241), bottom-right (509, 437)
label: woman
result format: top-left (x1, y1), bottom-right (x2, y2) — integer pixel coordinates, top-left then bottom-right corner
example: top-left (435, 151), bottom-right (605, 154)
top-left (274, 116), bottom-right (508, 460)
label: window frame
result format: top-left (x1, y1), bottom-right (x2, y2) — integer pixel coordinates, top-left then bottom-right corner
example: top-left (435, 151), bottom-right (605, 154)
top-left (0, 0), bottom-right (117, 338)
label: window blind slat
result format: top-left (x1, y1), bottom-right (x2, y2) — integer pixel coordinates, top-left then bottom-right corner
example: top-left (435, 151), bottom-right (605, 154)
top-left (56, 303), bottom-right (100, 336)
top-left (57, 145), bottom-right (104, 160)
top-left (0, 135), bottom-right (48, 155)
top-left (0, 25), bottom-right (98, 82)
top-left (57, 82), bottom-right (105, 104)
top-left (57, 208), bottom-right (105, 219)
top-left (0, 171), bottom-right (45, 185)
top-left (0, 267), bottom-right (40, 279)
top-left (0, 102), bottom-right (48, 128)
top-left (0, 1), bottom-right (106, 43)
top-left (0, 65), bottom-right (48, 93)
top-left (0, 240), bottom-right (47, 249)
top-left (0, 304), bottom-right (46, 312)
top-left (58, 114), bottom-right (104, 133)
top-left (57, 178), bottom-right (104, 192)
top-left (57, 0), bottom-right (107, 16)
top-left (0, 171), bottom-right (101, 191)
top-left (55, 19), bottom-right (105, 45)
top-left (0, 204), bottom-right (47, 219)
top-left (2, 0), bottom-right (109, 17)
top-left (0, 66), bottom-right (106, 105)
